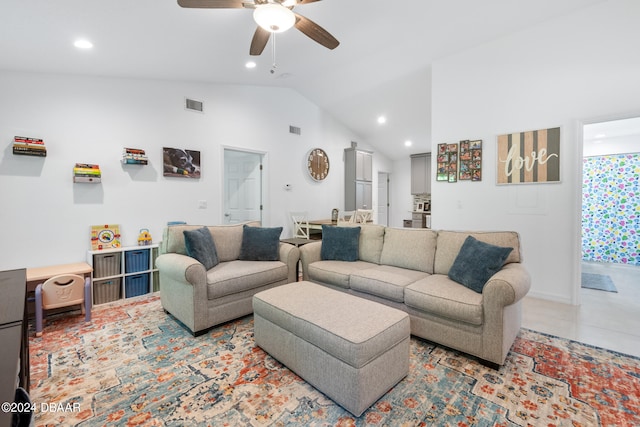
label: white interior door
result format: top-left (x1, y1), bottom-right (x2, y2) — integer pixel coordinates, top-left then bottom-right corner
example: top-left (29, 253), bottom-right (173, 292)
top-left (223, 149), bottom-right (263, 224)
top-left (377, 172), bottom-right (389, 226)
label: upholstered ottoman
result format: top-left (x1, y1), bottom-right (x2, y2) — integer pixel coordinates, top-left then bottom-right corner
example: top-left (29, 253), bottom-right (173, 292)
top-left (252, 281), bottom-right (410, 416)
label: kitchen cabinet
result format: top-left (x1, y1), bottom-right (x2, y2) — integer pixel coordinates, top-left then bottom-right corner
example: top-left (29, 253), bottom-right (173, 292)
top-left (411, 153), bottom-right (431, 195)
top-left (345, 148), bottom-right (373, 210)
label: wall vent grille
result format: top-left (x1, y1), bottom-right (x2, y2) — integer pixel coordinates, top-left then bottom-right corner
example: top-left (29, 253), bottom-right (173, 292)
top-left (185, 98), bottom-right (204, 113)
top-left (289, 125), bottom-right (301, 135)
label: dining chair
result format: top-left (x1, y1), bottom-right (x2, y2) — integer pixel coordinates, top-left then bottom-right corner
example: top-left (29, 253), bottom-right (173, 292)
top-left (354, 209), bottom-right (374, 223)
top-left (290, 212), bottom-right (310, 239)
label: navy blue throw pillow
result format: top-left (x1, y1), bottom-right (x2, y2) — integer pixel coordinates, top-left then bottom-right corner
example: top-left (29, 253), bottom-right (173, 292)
top-left (184, 227), bottom-right (219, 270)
top-left (239, 225), bottom-right (283, 261)
top-left (321, 225), bottom-right (361, 262)
top-left (448, 236), bottom-right (513, 293)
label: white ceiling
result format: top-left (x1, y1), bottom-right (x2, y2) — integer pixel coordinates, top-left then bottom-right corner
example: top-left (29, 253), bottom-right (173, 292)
top-left (1, 0), bottom-right (606, 160)
top-left (584, 117), bottom-right (640, 156)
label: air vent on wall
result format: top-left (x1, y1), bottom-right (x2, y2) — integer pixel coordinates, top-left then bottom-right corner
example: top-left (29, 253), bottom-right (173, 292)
top-left (185, 98), bottom-right (204, 113)
top-left (289, 125), bottom-right (301, 135)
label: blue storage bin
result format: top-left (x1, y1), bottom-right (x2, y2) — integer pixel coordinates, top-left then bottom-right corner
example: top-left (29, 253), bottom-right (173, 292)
top-left (125, 274), bottom-right (149, 298)
top-left (125, 249), bottom-right (150, 273)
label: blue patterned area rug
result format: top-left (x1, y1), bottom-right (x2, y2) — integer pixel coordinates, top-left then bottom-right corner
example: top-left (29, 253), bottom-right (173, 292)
top-left (581, 272), bottom-right (618, 293)
top-left (30, 295), bottom-right (640, 426)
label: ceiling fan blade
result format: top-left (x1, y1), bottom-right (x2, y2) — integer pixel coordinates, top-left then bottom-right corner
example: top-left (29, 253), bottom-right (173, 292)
top-left (295, 0), bottom-right (322, 4)
top-left (177, 0), bottom-right (246, 8)
top-left (250, 26), bottom-right (271, 56)
top-left (294, 13), bottom-right (339, 50)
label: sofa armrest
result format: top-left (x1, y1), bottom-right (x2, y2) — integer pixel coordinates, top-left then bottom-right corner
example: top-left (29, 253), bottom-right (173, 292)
top-left (156, 253), bottom-right (207, 287)
top-left (299, 241), bottom-right (323, 281)
top-left (483, 263), bottom-right (531, 307)
top-left (279, 243), bottom-right (300, 283)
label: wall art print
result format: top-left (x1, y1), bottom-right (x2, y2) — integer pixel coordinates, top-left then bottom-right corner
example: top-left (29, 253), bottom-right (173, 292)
top-left (582, 153), bottom-right (640, 265)
top-left (459, 140), bottom-right (482, 181)
top-left (163, 147), bottom-right (201, 178)
top-left (436, 143), bottom-right (458, 183)
top-left (497, 127), bottom-right (560, 184)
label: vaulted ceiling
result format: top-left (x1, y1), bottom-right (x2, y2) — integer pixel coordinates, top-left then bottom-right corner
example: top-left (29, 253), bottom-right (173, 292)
top-left (1, 0), bottom-right (605, 160)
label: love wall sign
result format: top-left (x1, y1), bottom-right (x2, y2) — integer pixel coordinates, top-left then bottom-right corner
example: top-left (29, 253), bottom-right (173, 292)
top-left (497, 127), bottom-right (560, 184)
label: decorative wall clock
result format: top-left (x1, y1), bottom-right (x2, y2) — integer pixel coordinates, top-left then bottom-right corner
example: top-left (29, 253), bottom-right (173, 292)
top-left (307, 148), bottom-right (330, 181)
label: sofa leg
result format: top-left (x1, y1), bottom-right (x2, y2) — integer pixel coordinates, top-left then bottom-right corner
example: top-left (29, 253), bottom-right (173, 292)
top-left (193, 329), bottom-right (208, 337)
top-left (479, 359), bottom-right (501, 370)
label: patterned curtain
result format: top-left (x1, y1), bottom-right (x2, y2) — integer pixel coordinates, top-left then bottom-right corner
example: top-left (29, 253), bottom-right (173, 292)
top-left (582, 153), bottom-right (640, 265)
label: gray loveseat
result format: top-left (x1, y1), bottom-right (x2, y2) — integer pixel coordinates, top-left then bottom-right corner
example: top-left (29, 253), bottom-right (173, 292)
top-left (156, 221), bottom-right (300, 336)
top-left (299, 225), bottom-right (531, 367)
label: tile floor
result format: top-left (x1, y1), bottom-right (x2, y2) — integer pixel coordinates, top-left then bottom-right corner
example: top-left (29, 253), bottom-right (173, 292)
top-left (522, 261), bottom-right (640, 358)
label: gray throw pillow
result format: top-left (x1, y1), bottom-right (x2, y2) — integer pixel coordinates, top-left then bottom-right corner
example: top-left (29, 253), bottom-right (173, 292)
top-left (184, 227), bottom-right (219, 270)
top-left (448, 235), bottom-right (513, 293)
top-left (239, 225), bottom-right (283, 261)
top-left (321, 225), bottom-right (361, 262)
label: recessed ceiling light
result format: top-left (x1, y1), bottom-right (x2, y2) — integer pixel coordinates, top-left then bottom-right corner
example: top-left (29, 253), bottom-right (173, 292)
top-left (73, 39), bottom-right (93, 49)
top-left (377, 116), bottom-right (387, 125)
top-left (404, 140), bottom-right (413, 147)
top-left (245, 61), bottom-right (257, 69)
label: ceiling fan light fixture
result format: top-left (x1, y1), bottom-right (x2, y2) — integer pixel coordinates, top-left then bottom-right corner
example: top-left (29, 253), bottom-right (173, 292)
top-left (253, 4), bottom-right (296, 33)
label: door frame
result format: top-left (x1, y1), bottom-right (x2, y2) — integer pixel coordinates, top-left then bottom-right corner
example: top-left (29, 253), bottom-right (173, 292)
top-left (222, 146), bottom-right (267, 225)
top-left (574, 111), bottom-right (640, 305)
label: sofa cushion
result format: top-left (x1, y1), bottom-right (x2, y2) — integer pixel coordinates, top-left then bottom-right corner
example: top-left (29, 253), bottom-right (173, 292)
top-left (405, 275), bottom-right (484, 326)
top-left (206, 260), bottom-right (288, 300)
top-left (239, 225), bottom-right (282, 261)
top-left (161, 221), bottom-right (261, 261)
top-left (307, 260), bottom-right (377, 289)
top-left (380, 228), bottom-right (437, 273)
top-left (321, 226), bottom-right (361, 261)
top-left (340, 224), bottom-right (385, 264)
top-left (448, 236), bottom-right (513, 293)
top-left (350, 265), bottom-right (429, 302)
top-left (434, 231), bottom-right (521, 275)
top-left (183, 227), bottom-right (219, 270)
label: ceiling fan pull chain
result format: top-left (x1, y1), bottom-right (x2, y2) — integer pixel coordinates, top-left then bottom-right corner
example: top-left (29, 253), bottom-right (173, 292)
top-left (270, 33), bottom-right (277, 74)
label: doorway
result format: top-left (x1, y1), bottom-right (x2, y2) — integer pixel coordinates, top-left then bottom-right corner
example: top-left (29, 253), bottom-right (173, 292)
top-left (223, 149), bottom-right (264, 224)
top-left (580, 116), bottom-right (640, 301)
top-left (377, 172), bottom-right (390, 226)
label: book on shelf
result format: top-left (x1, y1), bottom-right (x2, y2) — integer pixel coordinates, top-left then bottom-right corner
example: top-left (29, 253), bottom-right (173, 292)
top-left (73, 176), bottom-right (102, 183)
top-left (74, 163), bottom-right (100, 169)
top-left (122, 147), bottom-right (148, 165)
top-left (13, 136), bottom-right (47, 156)
top-left (73, 168), bottom-right (102, 176)
top-left (122, 158), bottom-right (148, 165)
top-left (14, 136), bottom-right (44, 145)
top-left (13, 146), bottom-right (47, 157)
top-left (124, 147), bottom-right (146, 155)
top-left (74, 163), bottom-right (101, 175)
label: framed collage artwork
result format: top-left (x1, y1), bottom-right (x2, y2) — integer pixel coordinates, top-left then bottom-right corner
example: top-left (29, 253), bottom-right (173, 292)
top-left (459, 140), bottom-right (482, 181)
top-left (436, 143), bottom-right (459, 182)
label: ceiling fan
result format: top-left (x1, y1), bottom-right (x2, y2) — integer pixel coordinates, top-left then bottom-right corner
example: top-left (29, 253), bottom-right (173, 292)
top-left (177, 0), bottom-right (340, 56)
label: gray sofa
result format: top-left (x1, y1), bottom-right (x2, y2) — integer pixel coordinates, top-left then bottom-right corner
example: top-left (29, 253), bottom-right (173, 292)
top-left (156, 221), bottom-right (300, 336)
top-left (299, 225), bottom-right (531, 366)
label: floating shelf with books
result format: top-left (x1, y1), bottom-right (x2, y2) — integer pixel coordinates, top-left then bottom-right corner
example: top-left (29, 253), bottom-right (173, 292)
top-left (12, 136), bottom-right (47, 157)
top-left (73, 163), bottom-right (102, 183)
top-left (122, 147), bottom-right (148, 165)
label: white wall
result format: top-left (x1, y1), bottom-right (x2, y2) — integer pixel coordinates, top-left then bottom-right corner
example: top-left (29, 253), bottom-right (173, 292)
top-left (430, 0), bottom-right (640, 303)
top-left (0, 71), bottom-right (390, 270)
